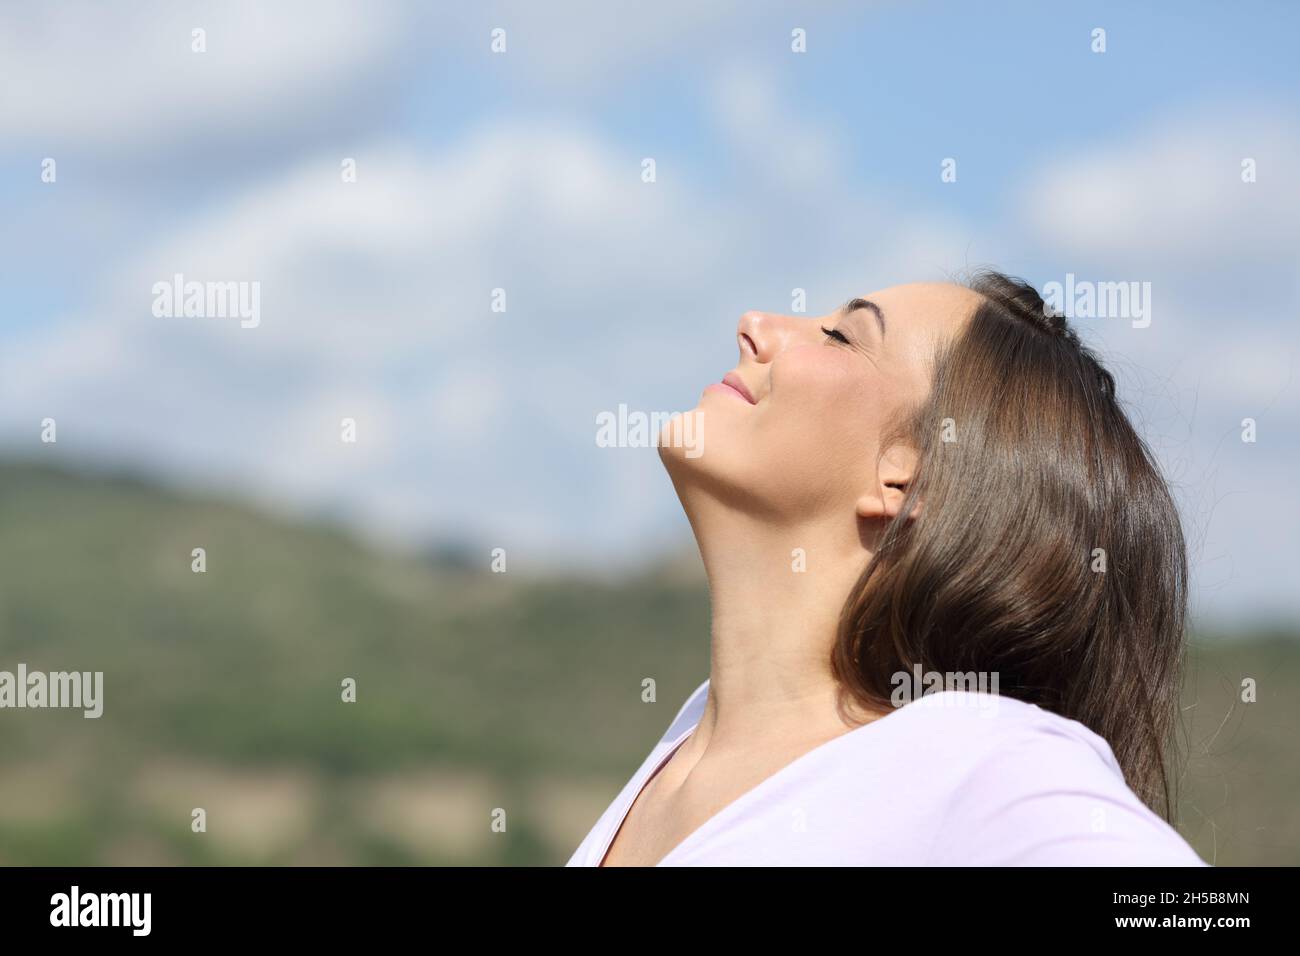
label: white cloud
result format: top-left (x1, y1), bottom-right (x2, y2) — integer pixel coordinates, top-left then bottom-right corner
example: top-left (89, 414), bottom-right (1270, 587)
top-left (1, 0), bottom-right (854, 152)
top-left (444, 0), bottom-right (750, 90)
top-left (709, 62), bottom-right (847, 192)
top-left (1018, 106), bottom-right (1300, 265)
top-left (0, 0), bottom-right (402, 147)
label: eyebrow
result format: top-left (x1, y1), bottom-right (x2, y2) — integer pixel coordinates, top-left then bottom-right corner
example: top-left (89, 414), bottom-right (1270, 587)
top-left (843, 297), bottom-right (886, 338)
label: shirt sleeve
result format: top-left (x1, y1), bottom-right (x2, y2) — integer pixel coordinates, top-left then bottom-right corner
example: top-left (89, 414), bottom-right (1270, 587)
top-left (928, 720), bottom-right (1209, 866)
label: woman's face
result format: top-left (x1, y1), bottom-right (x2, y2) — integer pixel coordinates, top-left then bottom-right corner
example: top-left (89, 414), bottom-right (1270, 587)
top-left (661, 282), bottom-right (982, 523)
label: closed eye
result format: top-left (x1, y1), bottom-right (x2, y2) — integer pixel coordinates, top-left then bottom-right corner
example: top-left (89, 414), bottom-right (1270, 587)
top-left (821, 325), bottom-right (850, 345)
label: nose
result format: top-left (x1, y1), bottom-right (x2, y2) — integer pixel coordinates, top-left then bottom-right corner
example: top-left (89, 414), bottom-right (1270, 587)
top-left (736, 309), bottom-right (811, 364)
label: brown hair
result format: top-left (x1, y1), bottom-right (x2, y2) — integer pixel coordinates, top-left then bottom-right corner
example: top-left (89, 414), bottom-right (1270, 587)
top-left (831, 270), bottom-right (1188, 822)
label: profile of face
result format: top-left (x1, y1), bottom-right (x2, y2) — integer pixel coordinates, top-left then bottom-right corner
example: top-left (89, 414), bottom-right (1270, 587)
top-left (659, 282), bottom-right (982, 535)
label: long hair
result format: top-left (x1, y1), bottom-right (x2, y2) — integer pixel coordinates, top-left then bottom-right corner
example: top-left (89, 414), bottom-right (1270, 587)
top-left (830, 271), bottom-right (1189, 822)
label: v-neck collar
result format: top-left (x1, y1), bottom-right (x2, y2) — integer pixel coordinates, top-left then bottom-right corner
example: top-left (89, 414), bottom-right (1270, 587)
top-left (595, 727), bottom-right (696, 866)
top-left (595, 684), bottom-right (942, 867)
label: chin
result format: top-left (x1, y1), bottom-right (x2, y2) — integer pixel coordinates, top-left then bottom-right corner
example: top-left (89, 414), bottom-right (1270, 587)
top-left (657, 408), bottom-right (708, 468)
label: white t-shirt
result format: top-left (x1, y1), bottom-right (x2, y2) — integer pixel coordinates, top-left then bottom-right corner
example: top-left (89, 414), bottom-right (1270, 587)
top-left (567, 678), bottom-right (1209, 866)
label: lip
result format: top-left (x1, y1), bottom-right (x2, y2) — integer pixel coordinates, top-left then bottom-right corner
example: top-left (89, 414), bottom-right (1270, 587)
top-left (720, 371), bottom-right (757, 404)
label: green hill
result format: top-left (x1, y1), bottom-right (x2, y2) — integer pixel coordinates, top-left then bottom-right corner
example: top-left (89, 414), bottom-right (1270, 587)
top-left (0, 461), bottom-right (1295, 865)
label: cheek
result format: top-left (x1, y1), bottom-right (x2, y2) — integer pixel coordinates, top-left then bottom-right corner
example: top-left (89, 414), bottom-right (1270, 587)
top-left (760, 349), bottom-right (882, 477)
top-left (773, 348), bottom-right (878, 428)
top-left (774, 346), bottom-right (848, 404)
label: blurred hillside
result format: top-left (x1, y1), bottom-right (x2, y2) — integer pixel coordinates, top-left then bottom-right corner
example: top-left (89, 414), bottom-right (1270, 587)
top-left (0, 461), bottom-right (1295, 865)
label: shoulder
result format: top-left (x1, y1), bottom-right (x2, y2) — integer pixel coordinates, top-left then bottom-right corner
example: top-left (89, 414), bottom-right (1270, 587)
top-left (908, 691), bottom-right (1207, 866)
top-left (897, 689), bottom-right (1121, 766)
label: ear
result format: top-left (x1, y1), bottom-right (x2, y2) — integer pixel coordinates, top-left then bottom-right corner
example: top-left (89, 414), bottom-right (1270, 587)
top-left (855, 443), bottom-right (923, 523)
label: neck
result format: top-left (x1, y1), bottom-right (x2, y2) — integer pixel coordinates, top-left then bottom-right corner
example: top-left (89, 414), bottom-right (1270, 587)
top-left (676, 487), bottom-right (883, 760)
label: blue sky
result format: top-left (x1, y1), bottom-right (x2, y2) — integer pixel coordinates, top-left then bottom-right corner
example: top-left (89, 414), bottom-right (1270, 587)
top-left (2, 1), bottom-right (1298, 624)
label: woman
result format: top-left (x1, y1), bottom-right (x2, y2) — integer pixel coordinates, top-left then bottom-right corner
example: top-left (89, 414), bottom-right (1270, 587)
top-left (567, 272), bottom-right (1207, 867)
